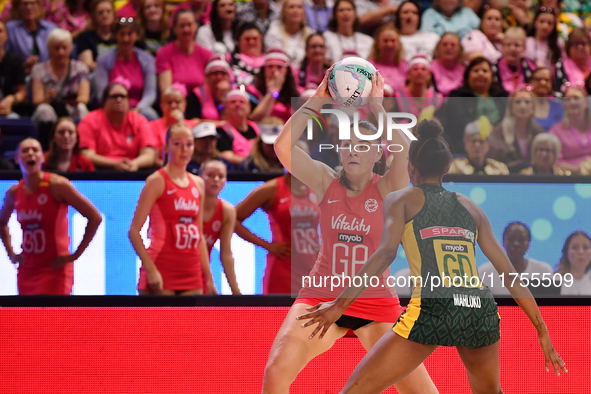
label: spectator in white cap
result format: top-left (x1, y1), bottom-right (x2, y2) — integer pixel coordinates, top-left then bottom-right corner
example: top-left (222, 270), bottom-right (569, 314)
top-left (187, 121), bottom-right (230, 173)
top-left (240, 117), bottom-right (284, 172)
top-left (248, 48), bottom-right (301, 123)
top-left (369, 23), bottom-right (407, 92)
top-left (186, 55), bottom-right (233, 121)
top-left (196, 0), bottom-right (238, 56)
top-left (448, 117), bottom-right (510, 175)
top-left (151, 83), bottom-right (197, 166)
top-left (322, 0), bottom-right (373, 62)
top-left (264, 0), bottom-right (314, 69)
top-left (216, 88), bottom-right (261, 165)
top-left (393, 54), bottom-right (443, 119)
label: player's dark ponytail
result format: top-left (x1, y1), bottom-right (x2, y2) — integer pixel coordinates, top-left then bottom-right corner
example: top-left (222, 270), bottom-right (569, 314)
top-left (408, 120), bottom-right (452, 178)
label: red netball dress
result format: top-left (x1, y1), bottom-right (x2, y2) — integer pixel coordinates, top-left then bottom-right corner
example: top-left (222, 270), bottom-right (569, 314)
top-left (203, 198), bottom-right (224, 255)
top-left (264, 176), bottom-right (320, 294)
top-left (14, 172), bottom-right (72, 295)
top-left (138, 169), bottom-right (204, 291)
top-left (297, 174), bottom-right (402, 322)
top-left (201, 198), bottom-right (224, 293)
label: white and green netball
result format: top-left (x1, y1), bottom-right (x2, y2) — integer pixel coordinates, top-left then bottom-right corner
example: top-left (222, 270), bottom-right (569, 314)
top-left (328, 57), bottom-right (377, 108)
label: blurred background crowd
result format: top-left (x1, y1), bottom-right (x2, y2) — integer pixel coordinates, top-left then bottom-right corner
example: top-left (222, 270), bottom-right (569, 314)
top-left (1, 0), bottom-right (591, 175)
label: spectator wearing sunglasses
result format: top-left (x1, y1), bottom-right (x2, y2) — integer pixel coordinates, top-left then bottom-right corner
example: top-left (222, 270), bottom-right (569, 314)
top-left (78, 79), bottom-right (157, 171)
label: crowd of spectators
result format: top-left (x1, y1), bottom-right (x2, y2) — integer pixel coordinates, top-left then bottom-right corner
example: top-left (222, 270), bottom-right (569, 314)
top-left (1, 0), bottom-right (591, 175)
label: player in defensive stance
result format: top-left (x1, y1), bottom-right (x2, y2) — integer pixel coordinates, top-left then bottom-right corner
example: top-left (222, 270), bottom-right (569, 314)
top-left (265, 69), bottom-right (438, 391)
top-left (129, 124), bottom-right (216, 295)
top-left (0, 138), bottom-right (102, 295)
top-left (298, 120), bottom-right (567, 394)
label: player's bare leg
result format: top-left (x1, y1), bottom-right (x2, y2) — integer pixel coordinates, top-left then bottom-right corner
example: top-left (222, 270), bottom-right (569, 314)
top-left (341, 330), bottom-right (438, 394)
top-left (456, 341), bottom-right (503, 394)
top-left (262, 303), bottom-right (349, 394)
top-left (354, 322), bottom-right (439, 394)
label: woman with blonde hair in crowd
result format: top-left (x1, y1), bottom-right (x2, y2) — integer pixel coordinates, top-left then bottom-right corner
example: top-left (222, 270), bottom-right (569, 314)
top-left (42, 117), bottom-right (95, 172)
top-left (431, 32), bottom-right (465, 96)
top-left (461, 6), bottom-right (504, 63)
top-left (519, 132), bottom-right (570, 175)
top-left (493, 26), bottom-right (537, 95)
top-left (264, 0), bottom-right (313, 69)
top-left (555, 231), bottom-right (591, 296)
top-left (136, 0), bottom-right (170, 56)
top-left (369, 23), bottom-right (406, 92)
top-left (488, 88), bottom-right (544, 172)
top-left (549, 86), bottom-right (591, 173)
top-left (76, 0), bottom-right (116, 72)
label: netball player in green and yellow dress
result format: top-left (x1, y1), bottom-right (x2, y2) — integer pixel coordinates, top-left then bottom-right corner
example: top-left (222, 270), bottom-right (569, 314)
top-left (297, 120), bottom-right (567, 394)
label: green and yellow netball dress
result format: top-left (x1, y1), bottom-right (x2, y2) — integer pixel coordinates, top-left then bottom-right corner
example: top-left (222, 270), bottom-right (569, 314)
top-left (393, 184), bottom-right (501, 348)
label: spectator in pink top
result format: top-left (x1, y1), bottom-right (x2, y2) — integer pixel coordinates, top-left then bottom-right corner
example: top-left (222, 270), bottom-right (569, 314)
top-left (493, 27), bottom-right (537, 95)
top-left (461, 6), bottom-right (503, 64)
top-left (156, 9), bottom-right (213, 94)
top-left (230, 22), bottom-right (265, 86)
top-left (151, 83), bottom-right (197, 166)
top-left (297, 33), bottom-right (330, 90)
top-left (186, 55), bottom-right (232, 121)
top-left (524, 7), bottom-right (564, 69)
top-left (369, 23), bottom-right (407, 92)
top-left (394, 55), bottom-right (444, 120)
top-left (550, 87), bottom-right (591, 173)
top-left (248, 48), bottom-right (300, 123)
top-left (45, 0), bottom-right (90, 38)
top-left (554, 28), bottom-right (591, 97)
top-left (94, 17), bottom-right (158, 120)
top-left (171, 0), bottom-right (211, 29)
top-left (217, 89), bottom-right (260, 165)
top-left (78, 80), bottom-right (157, 170)
top-left (431, 32), bottom-right (465, 97)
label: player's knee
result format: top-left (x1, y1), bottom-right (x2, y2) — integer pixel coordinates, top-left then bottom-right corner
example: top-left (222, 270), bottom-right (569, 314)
top-left (261, 362), bottom-right (290, 394)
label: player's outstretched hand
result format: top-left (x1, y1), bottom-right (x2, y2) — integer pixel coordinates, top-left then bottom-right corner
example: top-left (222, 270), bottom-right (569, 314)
top-left (206, 279), bottom-right (218, 295)
top-left (296, 300), bottom-right (346, 340)
top-left (313, 64), bottom-right (335, 102)
top-left (50, 254), bottom-right (76, 269)
top-left (539, 331), bottom-right (567, 376)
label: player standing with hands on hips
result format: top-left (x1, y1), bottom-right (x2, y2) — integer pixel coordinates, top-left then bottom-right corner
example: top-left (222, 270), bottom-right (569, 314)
top-left (0, 138), bottom-right (102, 295)
top-left (298, 120), bottom-right (567, 393)
top-left (264, 65), bottom-right (438, 392)
top-left (129, 124), bottom-right (217, 295)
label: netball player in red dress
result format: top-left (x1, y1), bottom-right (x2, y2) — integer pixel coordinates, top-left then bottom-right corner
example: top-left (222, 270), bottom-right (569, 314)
top-left (235, 164), bottom-right (320, 295)
top-left (129, 124), bottom-right (217, 295)
top-left (201, 159), bottom-right (241, 295)
top-left (0, 138), bottom-right (102, 295)
top-left (262, 71), bottom-right (438, 392)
